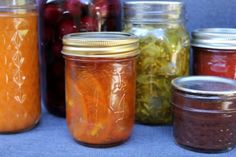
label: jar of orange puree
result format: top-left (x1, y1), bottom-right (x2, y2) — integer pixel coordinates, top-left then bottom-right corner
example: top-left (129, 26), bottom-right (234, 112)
top-left (62, 32), bottom-right (139, 147)
top-left (0, 0), bottom-right (41, 133)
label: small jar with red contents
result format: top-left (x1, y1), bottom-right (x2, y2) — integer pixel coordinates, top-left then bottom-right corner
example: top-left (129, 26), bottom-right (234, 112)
top-left (192, 28), bottom-right (236, 79)
top-left (39, 0), bottom-right (121, 117)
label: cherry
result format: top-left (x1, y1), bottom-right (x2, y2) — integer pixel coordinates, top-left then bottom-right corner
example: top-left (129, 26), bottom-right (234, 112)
top-left (66, 0), bottom-right (81, 16)
top-left (94, 0), bottom-right (109, 18)
top-left (80, 16), bottom-right (98, 31)
top-left (59, 14), bottom-right (78, 37)
top-left (43, 3), bottom-right (63, 24)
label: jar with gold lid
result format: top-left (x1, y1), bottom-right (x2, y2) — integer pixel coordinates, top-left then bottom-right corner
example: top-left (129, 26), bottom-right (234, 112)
top-left (62, 32), bottom-right (139, 147)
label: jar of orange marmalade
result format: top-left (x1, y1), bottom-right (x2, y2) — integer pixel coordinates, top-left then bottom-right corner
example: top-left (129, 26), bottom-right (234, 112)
top-left (0, 0), bottom-right (41, 133)
top-left (62, 32), bottom-right (139, 147)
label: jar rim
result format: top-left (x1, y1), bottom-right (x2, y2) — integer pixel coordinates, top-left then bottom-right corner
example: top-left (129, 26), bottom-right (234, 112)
top-left (192, 28), bottom-right (236, 50)
top-left (124, 1), bottom-right (184, 23)
top-left (172, 76), bottom-right (236, 96)
top-left (62, 32), bottom-right (140, 58)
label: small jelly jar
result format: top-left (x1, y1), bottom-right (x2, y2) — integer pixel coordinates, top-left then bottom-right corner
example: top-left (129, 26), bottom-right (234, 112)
top-left (62, 32), bottom-right (139, 147)
top-left (171, 76), bottom-right (236, 153)
top-left (192, 28), bottom-right (236, 79)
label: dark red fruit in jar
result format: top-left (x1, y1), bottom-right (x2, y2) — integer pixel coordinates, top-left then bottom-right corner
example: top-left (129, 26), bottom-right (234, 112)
top-left (52, 40), bottom-right (63, 57)
top-left (94, 0), bottom-right (109, 17)
top-left (108, 0), bottom-right (120, 16)
top-left (59, 15), bottom-right (78, 37)
top-left (106, 18), bottom-right (117, 31)
top-left (80, 16), bottom-right (98, 31)
top-left (43, 26), bottom-right (54, 43)
top-left (66, 0), bottom-right (81, 16)
top-left (43, 3), bottom-right (63, 24)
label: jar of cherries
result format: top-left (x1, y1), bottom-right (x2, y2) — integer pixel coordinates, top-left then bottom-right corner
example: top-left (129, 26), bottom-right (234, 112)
top-left (39, 0), bottom-right (121, 117)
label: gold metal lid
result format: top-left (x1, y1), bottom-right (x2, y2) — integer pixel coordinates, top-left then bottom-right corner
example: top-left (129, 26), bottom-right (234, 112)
top-left (62, 32), bottom-right (139, 58)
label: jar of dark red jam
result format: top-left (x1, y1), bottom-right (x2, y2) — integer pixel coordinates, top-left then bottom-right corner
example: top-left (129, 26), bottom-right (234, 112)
top-left (172, 76), bottom-right (236, 153)
top-left (62, 32), bottom-right (139, 147)
top-left (192, 28), bottom-right (236, 79)
top-left (39, 0), bottom-right (121, 117)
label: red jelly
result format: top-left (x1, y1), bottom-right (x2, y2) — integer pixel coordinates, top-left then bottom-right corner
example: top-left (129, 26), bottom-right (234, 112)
top-left (172, 76), bottom-right (236, 153)
top-left (39, 0), bottom-right (121, 117)
top-left (192, 28), bottom-right (236, 79)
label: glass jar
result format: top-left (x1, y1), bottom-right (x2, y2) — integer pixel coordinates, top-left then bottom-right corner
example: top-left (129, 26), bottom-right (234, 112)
top-left (123, 1), bottom-right (190, 124)
top-left (39, 0), bottom-right (121, 117)
top-left (62, 32), bottom-right (139, 146)
top-left (192, 28), bottom-right (236, 79)
top-left (172, 76), bottom-right (236, 153)
top-left (0, 0), bottom-right (41, 133)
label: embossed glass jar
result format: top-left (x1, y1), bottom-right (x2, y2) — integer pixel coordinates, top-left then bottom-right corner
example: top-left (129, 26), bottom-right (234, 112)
top-left (172, 76), bottom-right (236, 153)
top-left (0, 0), bottom-right (41, 133)
top-left (62, 32), bottom-right (139, 146)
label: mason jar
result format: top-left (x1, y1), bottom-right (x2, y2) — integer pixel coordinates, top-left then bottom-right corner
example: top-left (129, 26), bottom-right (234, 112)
top-left (0, 0), bottom-right (41, 133)
top-left (62, 32), bottom-right (139, 146)
top-left (172, 76), bottom-right (236, 153)
top-left (192, 28), bottom-right (236, 79)
top-left (39, 0), bottom-right (122, 117)
top-left (123, 1), bottom-right (190, 124)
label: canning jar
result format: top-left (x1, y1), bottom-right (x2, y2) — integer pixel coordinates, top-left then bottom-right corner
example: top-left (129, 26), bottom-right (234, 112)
top-left (192, 28), bottom-right (236, 79)
top-left (39, 0), bottom-right (121, 117)
top-left (0, 0), bottom-right (41, 133)
top-left (62, 32), bottom-right (139, 146)
top-left (123, 1), bottom-right (190, 124)
top-left (172, 76), bottom-right (236, 153)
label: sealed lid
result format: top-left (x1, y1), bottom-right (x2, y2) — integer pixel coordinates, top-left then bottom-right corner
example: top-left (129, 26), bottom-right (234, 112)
top-left (0, 0), bottom-right (36, 10)
top-left (192, 28), bottom-right (236, 50)
top-left (62, 32), bottom-right (139, 58)
top-left (124, 1), bottom-right (184, 23)
top-left (172, 76), bottom-right (236, 96)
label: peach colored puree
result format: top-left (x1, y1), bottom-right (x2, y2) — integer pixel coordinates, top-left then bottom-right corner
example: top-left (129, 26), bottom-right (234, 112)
top-left (0, 12), bottom-right (41, 133)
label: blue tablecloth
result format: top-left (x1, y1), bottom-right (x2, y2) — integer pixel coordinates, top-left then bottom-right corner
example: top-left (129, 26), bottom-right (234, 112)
top-left (1, 0), bottom-right (236, 156)
top-left (0, 108), bottom-right (236, 157)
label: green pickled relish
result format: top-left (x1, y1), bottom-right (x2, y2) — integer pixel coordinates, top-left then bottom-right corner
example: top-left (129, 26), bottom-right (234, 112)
top-left (124, 24), bottom-right (190, 124)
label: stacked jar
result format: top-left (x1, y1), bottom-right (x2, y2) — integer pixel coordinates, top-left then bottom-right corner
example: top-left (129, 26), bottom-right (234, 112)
top-left (123, 1), bottom-right (190, 124)
top-left (39, 0), bottom-right (121, 117)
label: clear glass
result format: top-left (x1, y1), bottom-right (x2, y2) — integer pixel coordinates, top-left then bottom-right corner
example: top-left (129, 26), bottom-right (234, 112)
top-left (39, 0), bottom-right (121, 117)
top-left (124, 21), bottom-right (190, 125)
top-left (193, 47), bottom-right (236, 80)
top-left (65, 56), bottom-right (136, 147)
top-left (172, 89), bottom-right (236, 153)
top-left (0, 0), bottom-right (41, 133)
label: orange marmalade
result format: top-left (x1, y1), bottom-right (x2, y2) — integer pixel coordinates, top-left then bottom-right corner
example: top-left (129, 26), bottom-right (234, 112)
top-left (0, 12), bottom-right (41, 133)
top-left (62, 32), bottom-right (139, 146)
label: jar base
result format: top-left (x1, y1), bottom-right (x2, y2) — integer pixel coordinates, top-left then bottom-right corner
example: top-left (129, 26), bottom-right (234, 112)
top-left (175, 141), bottom-right (235, 154)
top-left (74, 139), bottom-right (129, 148)
top-left (0, 119), bottom-right (40, 134)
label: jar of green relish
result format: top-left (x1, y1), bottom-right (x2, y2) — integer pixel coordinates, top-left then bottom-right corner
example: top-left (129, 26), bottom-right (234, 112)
top-left (123, 1), bottom-right (190, 124)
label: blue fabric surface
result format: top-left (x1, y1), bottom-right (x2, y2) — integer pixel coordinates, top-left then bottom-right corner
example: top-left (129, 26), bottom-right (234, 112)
top-left (0, 108), bottom-right (236, 157)
top-left (1, 0), bottom-right (236, 157)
